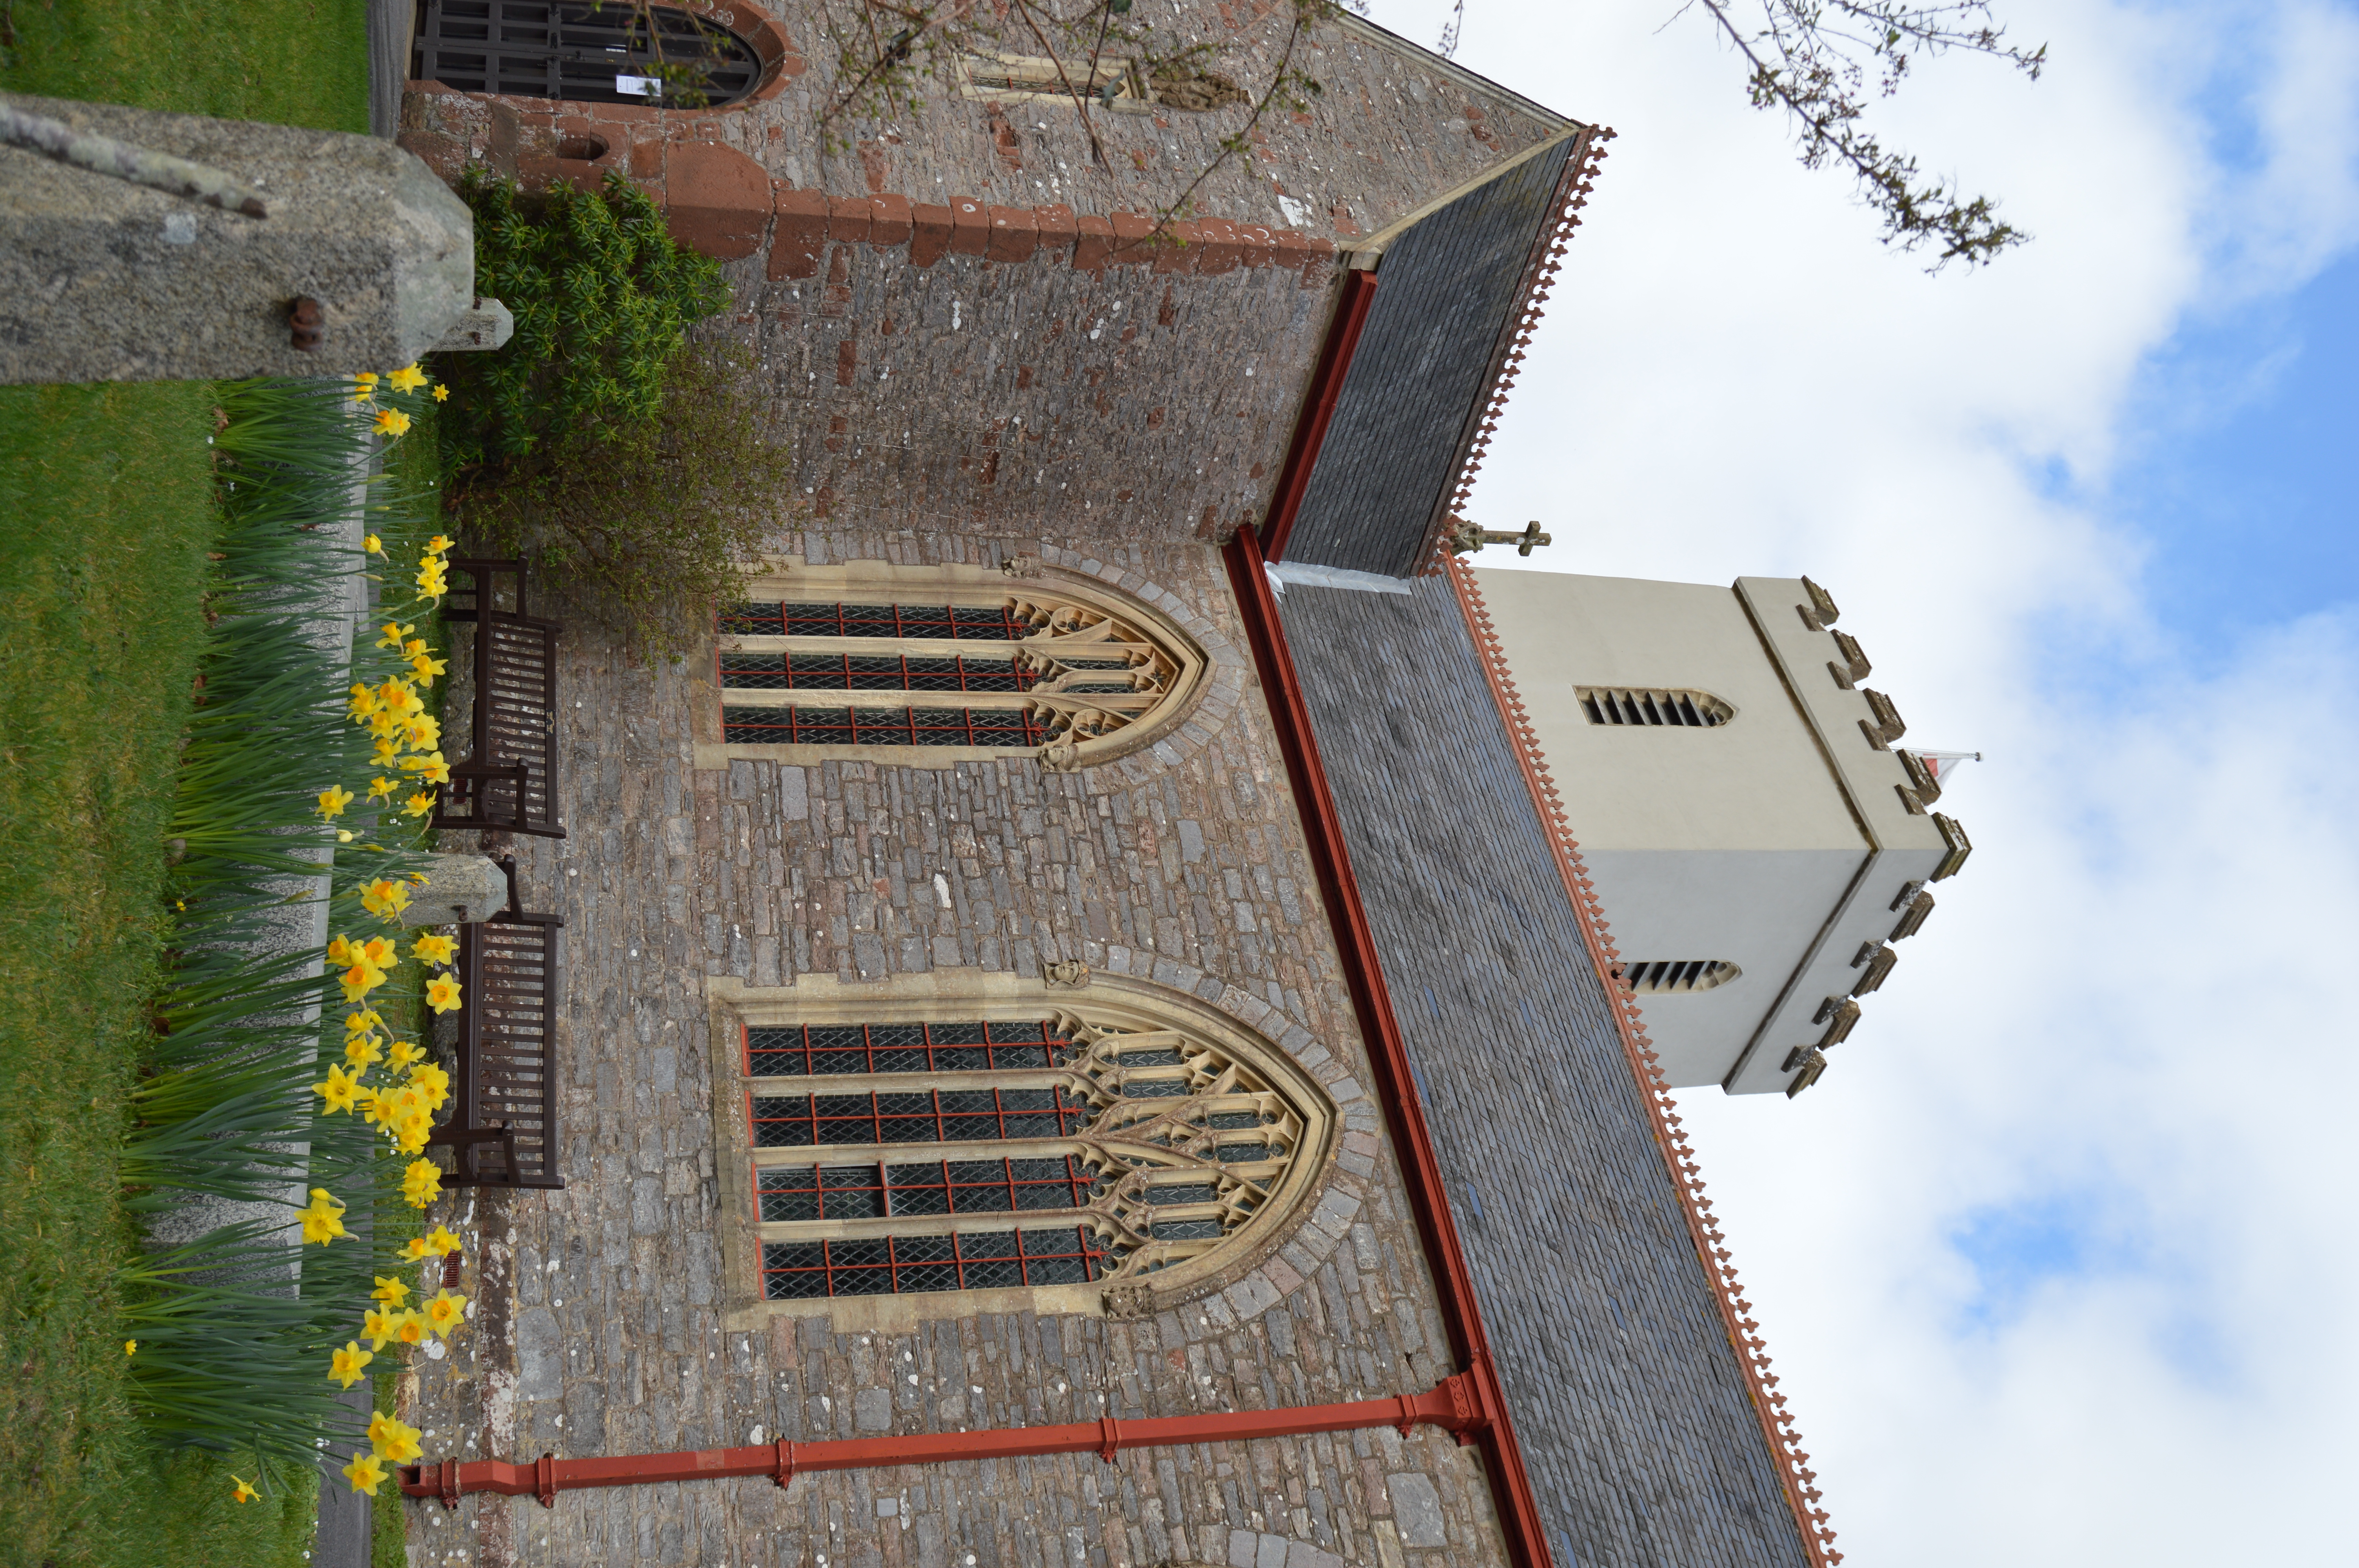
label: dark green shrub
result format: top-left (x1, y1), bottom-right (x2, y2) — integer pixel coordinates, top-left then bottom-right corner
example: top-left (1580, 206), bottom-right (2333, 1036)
top-left (438, 167), bottom-right (725, 474)
top-left (460, 340), bottom-right (798, 661)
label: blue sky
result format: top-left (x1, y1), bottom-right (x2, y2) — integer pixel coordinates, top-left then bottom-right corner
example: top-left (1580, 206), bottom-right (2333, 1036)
top-left (2108, 250), bottom-right (2359, 656)
top-left (1358, 0), bottom-right (2359, 1559)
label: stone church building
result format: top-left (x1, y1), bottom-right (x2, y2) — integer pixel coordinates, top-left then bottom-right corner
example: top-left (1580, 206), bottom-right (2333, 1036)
top-left (385, 3), bottom-right (1961, 1565)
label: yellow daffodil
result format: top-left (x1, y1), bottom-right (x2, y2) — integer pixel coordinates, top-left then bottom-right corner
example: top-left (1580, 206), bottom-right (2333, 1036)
top-left (329, 1339), bottom-right (374, 1389)
top-left (423, 975), bottom-right (463, 1014)
top-left (371, 735), bottom-right (403, 767)
top-left (231, 1475), bottom-right (259, 1504)
top-left (408, 649), bottom-right (449, 684)
top-left (350, 372), bottom-right (378, 403)
top-left (299, 1187), bottom-right (348, 1245)
top-left (416, 562), bottom-right (449, 599)
top-left (341, 1451), bottom-right (386, 1496)
top-left (363, 533), bottom-right (384, 556)
top-left (372, 406), bottom-right (412, 438)
top-left (365, 776), bottom-right (398, 800)
top-left (124, 1339), bottom-right (137, 1356)
top-left (423, 1225), bottom-right (462, 1257)
top-left (403, 790), bottom-right (438, 820)
top-left (376, 621), bottom-right (415, 651)
top-left (342, 1034), bottom-right (382, 1072)
top-left (327, 935), bottom-right (358, 968)
top-left (432, 383), bottom-right (450, 402)
top-left (349, 679), bottom-right (383, 715)
top-left (422, 1289), bottom-right (468, 1340)
top-left (411, 933), bottom-right (457, 967)
top-left (377, 675), bottom-right (418, 711)
top-left (401, 1158), bottom-right (443, 1209)
top-left (404, 714), bottom-right (441, 752)
top-left (338, 962), bottom-right (386, 1005)
top-left (316, 784), bottom-right (355, 821)
top-left (345, 1007), bottom-right (383, 1036)
top-left (407, 1066), bottom-right (450, 1114)
top-left (369, 1411), bottom-right (424, 1464)
top-left (313, 1063), bottom-right (361, 1115)
top-left (389, 363), bottom-right (429, 394)
top-left (338, 829), bottom-right (355, 843)
top-left (360, 877), bottom-right (412, 918)
top-left (373, 1274), bottom-right (412, 1307)
top-left (386, 1038), bottom-right (425, 1071)
top-left (423, 534), bottom-right (454, 556)
top-left (360, 935), bottom-right (398, 969)
top-left (402, 751), bottom-right (453, 786)
top-left (393, 1309), bottom-right (429, 1346)
top-left (366, 709), bottom-right (402, 741)
top-left (402, 1235), bottom-right (434, 1262)
top-left (393, 1113), bottom-right (433, 1157)
top-left (361, 1305), bottom-right (402, 1352)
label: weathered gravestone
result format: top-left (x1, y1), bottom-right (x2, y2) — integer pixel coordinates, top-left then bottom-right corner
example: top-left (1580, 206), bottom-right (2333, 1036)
top-left (1, 93), bottom-right (488, 382)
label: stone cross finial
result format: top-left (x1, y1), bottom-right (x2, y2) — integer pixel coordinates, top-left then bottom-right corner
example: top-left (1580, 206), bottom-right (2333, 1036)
top-left (1444, 518), bottom-right (1552, 557)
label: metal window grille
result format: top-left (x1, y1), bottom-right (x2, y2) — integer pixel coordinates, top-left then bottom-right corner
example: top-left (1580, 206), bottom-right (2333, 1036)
top-left (746, 1020), bottom-right (1074, 1077)
top-left (749, 1086), bottom-right (1092, 1147)
top-left (743, 1012), bottom-right (1315, 1301)
top-left (1612, 960), bottom-right (1741, 994)
top-left (718, 603), bottom-right (1029, 640)
top-left (721, 705), bottom-right (1053, 747)
top-left (759, 1226), bottom-right (1115, 1299)
top-left (411, 0), bottom-right (761, 107)
top-left (757, 1156), bottom-right (1103, 1221)
top-left (720, 652), bottom-right (1040, 694)
top-left (1575, 686), bottom-right (1733, 728)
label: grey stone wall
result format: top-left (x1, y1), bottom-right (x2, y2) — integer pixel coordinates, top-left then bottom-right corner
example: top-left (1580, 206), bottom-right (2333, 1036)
top-left (404, 533), bottom-right (1512, 1568)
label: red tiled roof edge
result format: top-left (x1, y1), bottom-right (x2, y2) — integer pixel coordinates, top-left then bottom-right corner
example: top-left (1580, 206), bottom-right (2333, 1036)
top-left (1445, 554), bottom-right (1846, 1568)
top-left (1419, 126), bottom-right (1616, 574)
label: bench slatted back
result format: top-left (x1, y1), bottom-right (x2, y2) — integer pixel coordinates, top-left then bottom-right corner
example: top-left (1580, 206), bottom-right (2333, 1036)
top-left (440, 910), bottom-right (565, 1189)
top-left (433, 559), bottom-right (566, 839)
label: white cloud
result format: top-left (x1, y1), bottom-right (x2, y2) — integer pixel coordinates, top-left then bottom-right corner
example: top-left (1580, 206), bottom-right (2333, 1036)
top-left (1358, 0), bottom-right (2359, 1560)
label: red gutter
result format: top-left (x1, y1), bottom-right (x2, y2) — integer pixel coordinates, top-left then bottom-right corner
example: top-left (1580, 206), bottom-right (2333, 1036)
top-left (1219, 526), bottom-right (1556, 1568)
top-left (1258, 267), bottom-right (1377, 563)
top-left (1444, 557), bottom-right (1843, 1566)
top-left (402, 1375), bottom-right (1485, 1506)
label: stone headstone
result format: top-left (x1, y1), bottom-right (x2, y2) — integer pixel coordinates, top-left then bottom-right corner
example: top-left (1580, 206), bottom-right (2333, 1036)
top-left (401, 854), bottom-right (514, 927)
top-left (0, 93), bottom-right (475, 382)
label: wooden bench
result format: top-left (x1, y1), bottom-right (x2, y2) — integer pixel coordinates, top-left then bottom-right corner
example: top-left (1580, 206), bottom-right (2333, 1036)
top-left (427, 857), bottom-right (565, 1190)
top-left (429, 558), bottom-right (566, 840)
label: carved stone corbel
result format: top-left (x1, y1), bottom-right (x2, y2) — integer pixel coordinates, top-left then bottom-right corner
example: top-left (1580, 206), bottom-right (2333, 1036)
top-left (1037, 737), bottom-right (1081, 772)
top-left (1889, 887), bottom-right (1935, 942)
top-left (1858, 688), bottom-right (1906, 750)
top-left (1810, 995), bottom-right (1861, 1047)
top-left (1849, 943), bottom-right (1898, 996)
top-left (1041, 959), bottom-right (1091, 988)
top-left (1828, 630), bottom-right (1871, 690)
top-left (1796, 576), bottom-right (1841, 632)
top-left (1783, 1048), bottom-right (1829, 1097)
top-left (1000, 553), bottom-right (1042, 579)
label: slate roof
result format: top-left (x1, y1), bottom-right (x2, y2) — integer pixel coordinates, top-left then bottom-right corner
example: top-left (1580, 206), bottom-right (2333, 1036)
top-left (1281, 136), bottom-right (1579, 578)
top-left (1279, 573), bottom-right (1814, 1568)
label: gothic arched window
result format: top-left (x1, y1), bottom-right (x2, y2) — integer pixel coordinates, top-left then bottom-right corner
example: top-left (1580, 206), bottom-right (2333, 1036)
top-left (712, 564), bottom-right (1206, 771)
top-left (411, 0), bottom-right (763, 108)
top-left (733, 995), bottom-right (1333, 1314)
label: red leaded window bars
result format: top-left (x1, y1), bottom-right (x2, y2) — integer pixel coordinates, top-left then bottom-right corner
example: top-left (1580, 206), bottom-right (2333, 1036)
top-left (741, 1012), bottom-right (1316, 1303)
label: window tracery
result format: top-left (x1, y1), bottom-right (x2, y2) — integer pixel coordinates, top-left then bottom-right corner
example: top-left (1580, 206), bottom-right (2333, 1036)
top-left (713, 570), bottom-right (1205, 770)
top-left (740, 1011), bottom-right (1322, 1305)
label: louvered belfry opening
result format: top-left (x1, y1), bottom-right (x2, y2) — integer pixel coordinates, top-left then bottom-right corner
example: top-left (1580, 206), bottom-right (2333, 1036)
top-left (1576, 686), bottom-right (1734, 728)
top-left (1612, 960), bottom-right (1741, 995)
top-left (411, 0), bottom-right (761, 107)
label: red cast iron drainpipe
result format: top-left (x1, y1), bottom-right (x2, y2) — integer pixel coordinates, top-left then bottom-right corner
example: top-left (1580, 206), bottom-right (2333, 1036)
top-left (402, 1373), bottom-right (1491, 1508)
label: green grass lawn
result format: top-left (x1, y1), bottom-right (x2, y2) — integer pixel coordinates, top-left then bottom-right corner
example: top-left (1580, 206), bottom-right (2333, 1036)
top-left (0, 5), bottom-right (374, 1563)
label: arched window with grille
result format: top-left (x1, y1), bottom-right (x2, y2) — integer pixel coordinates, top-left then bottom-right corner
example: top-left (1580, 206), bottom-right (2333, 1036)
top-left (412, 0), bottom-right (763, 108)
top-left (712, 564), bottom-right (1207, 770)
top-left (730, 991), bottom-right (1334, 1317)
